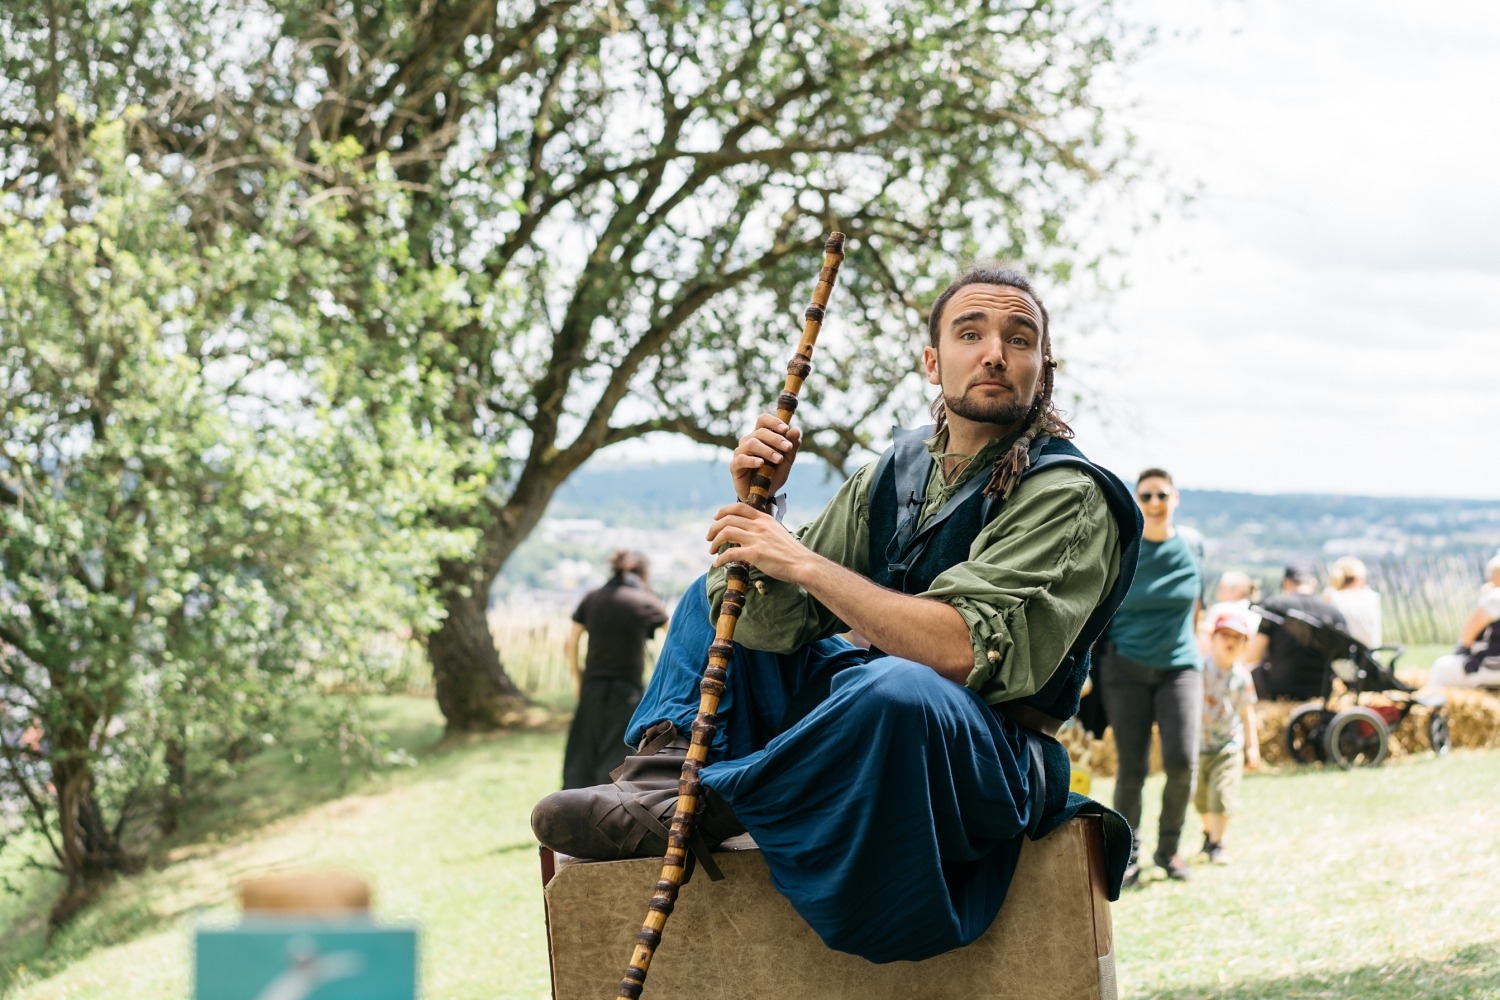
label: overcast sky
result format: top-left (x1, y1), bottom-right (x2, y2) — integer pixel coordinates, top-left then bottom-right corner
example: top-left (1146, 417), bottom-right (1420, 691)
top-left (605, 2), bottom-right (1499, 502)
top-left (1064, 0), bottom-right (1500, 499)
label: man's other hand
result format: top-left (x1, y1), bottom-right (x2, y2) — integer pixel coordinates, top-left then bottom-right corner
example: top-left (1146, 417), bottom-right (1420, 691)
top-left (707, 502), bottom-right (806, 583)
top-left (729, 413), bottom-right (801, 502)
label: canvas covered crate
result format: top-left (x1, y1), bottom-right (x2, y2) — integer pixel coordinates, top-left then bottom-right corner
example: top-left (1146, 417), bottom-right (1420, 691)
top-left (540, 814), bottom-right (1115, 1000)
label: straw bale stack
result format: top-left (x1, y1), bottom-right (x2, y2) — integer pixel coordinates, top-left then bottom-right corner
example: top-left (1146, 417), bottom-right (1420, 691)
top-left (1427, 688), bottom-right (1500, 749)
top-left (1253, 701), bottom-right (1299, 767)
top-left (1070, 686), bottom-right (1500, 778)
top-left (1056, 717), bottom-right (1092, 770)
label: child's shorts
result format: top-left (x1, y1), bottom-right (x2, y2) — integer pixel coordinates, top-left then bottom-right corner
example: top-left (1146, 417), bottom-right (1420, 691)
top-left (1195, 744), bottom-right (1244, 816)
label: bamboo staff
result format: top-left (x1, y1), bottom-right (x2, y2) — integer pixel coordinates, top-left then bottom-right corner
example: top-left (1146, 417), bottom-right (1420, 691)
top-left (615, 232), bottom-right (846, 1000)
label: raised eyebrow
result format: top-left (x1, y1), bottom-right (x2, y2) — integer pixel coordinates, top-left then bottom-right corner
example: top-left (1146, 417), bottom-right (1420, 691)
top-left (945, 308), bottom-right (1041, 334)
top-left (945, 309), bottom-right (988, 328)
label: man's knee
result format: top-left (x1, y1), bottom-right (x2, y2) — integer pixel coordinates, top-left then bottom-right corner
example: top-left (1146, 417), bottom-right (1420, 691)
top-left (824, 659), bottom-right (971, 734)
top-left (858, 658), bottom-right (956, 704)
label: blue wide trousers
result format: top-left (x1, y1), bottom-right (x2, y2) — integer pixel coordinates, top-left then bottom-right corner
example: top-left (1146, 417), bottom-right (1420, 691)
top-left (627, 576), bottom-right (1037, 963)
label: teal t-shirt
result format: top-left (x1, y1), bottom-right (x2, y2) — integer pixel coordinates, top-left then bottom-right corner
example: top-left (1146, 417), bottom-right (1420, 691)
top-left (1109, 532), bottom-right (1202, 669)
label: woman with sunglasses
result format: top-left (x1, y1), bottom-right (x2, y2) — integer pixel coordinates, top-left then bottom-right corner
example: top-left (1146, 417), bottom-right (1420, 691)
top-left (1097, 467), bottom-right (1205, 886)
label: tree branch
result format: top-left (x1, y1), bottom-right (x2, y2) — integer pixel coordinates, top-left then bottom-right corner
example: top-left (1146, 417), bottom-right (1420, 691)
top-left (0, 744), bottom-right (64, 867)
top-left (0, 621), bottom-right (53, 677)
top-left (563, 238), bottom-right (806, 469)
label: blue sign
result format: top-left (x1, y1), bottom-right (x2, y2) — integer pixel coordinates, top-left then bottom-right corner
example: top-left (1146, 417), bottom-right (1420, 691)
top-left (195, 922), bottom-right (418, 1000)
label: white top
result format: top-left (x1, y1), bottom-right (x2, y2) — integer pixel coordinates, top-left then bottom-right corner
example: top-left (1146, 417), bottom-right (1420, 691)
top-left (1327, 587), bottom-right (1383, 648)
top-left (1479, 586), bottom-right (1500, 622)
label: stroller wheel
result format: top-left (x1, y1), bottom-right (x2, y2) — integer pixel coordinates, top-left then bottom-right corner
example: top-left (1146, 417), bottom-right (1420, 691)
top-left (1284, 706), bottom-right (1334, 764)
top-left (1323, 706), bottom-right (1390, 769)
top-left (1427, 712), bottom-right (1452, 756)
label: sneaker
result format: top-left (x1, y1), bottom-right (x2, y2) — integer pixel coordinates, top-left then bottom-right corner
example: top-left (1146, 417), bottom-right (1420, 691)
top-left (1206, 843), bottom-right (1231, 865)
top-left (1199, 834), bottom-right (1215, 860)
top-left (1156, 854), bottom-right (1192, 881)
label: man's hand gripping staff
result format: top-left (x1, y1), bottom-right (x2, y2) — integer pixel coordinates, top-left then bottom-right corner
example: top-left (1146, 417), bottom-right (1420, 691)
top-left (615, 233), bottom-right (846, 1000)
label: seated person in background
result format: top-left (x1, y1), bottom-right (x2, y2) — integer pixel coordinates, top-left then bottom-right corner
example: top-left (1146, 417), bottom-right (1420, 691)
top-left (1199, 569), bottom-right (1262, 653)
top-left (1246, 561), bottom-right (1348, 701)
top-left (1323, 555), bottom-right (1382, 649)
top-left (1426, 555), bottom-right (1500, 690)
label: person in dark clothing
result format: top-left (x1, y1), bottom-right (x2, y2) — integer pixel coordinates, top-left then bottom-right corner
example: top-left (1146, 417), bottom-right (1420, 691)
top-left (1246, 561), bottom-right (1348, 701)
top-left (562, 550), bottom-right (670, 789)
top-left (530, 264), bottom-right (1142, 964)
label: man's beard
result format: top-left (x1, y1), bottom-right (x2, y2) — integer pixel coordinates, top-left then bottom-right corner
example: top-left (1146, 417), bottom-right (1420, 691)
top-left (944, 388), bottom-right (1034, 427)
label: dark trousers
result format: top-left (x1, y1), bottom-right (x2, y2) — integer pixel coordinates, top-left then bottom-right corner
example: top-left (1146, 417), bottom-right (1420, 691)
top-left (1097, 649), bottom-right (1202, 863)
top-left (562, 676), bottom-right (643, 789)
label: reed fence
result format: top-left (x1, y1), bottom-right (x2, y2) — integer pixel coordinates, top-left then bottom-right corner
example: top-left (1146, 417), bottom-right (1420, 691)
top-left (1372, 551), bottom-right (1487, 645)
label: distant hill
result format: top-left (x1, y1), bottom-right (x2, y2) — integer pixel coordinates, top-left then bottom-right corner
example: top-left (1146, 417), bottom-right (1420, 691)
top-left (511, 458), bottom-right (1500, 629)
top-left (544, 458), bottom-right (847, 525)
top-left (549, 460), bottom-right (1500, 555)
top-left (1173, 489), bottom-right (1499, 569)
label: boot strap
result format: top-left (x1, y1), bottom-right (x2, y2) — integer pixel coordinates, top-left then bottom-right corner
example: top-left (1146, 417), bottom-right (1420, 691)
top-left (615, 786), bottom-right (725, 882)
top-left (638, 721), bottom-right (689, 756)
top-left (610, 723), bottom-right (691, 782)
top-left (616, 791), bottom-right (669, 857)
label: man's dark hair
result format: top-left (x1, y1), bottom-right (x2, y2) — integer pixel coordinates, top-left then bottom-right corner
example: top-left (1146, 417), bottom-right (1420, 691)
top-left (927, 265), bottom-right (1051, 349)
top-left (1283, 560), bottom-right (1318, 588)
top-left (1137, 467), bottom-right (1173, 485)
top-left (926, 263), bottom-right (1073, 499)
top-left (610, 550), bottom-right (649, 578)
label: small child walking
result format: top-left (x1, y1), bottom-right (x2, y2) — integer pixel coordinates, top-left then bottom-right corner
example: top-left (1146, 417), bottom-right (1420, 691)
top-left (1196, 609), bottom-right (1260, 864)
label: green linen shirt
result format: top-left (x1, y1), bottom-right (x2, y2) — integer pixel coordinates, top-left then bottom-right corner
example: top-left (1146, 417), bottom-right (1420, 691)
top-left (707, 429), bottom-right (1121, 705)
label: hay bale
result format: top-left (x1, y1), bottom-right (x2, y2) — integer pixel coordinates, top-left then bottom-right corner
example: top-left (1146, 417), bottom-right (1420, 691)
top-left (1435, 688), bottom-right (1500, 748)
top-left (1283, 688), bottom-right (1500, 758)
top-left (1086, 730), bottom-right (1115, 778)
top-left (1078, 703), bottom-right (1304, 776)
top-left (1068, 687), bottom-right (1500, 779)
top-left (1254, 700), bottom-right (1298, 766)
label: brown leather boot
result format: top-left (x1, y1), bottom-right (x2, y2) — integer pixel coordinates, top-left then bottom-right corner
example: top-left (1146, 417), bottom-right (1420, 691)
top-left (530, 723), bottom-right (743, 861)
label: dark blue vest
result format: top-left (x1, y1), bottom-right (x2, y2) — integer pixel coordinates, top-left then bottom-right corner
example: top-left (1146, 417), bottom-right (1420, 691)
top-left (867, 427), bottom-right (1142, 722)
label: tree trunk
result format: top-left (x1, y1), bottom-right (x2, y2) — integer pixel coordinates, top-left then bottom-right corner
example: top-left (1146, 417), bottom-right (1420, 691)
top-left (51, 754), bottom-right (129, 886)
top-left (159, 733), bottom-right (187, 836)
top-left (430, 557), bottom-right (527, 732)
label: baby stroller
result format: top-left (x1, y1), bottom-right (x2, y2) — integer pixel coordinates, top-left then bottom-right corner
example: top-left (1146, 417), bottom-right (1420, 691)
top-left (1257, 607), bottom-right (1450, 769)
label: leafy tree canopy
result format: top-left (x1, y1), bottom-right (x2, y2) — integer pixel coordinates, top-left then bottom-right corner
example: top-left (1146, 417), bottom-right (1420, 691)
top-left (0, 0), bottom-right (1148, 737)
top-left (0, 115), bottom-right (472, 892)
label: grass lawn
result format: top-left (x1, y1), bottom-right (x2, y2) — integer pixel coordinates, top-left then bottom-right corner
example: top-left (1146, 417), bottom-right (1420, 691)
top-left (3, 694), bottom-right (1499, 999)
top-left (1097, 756), bottom-right (1500, 998)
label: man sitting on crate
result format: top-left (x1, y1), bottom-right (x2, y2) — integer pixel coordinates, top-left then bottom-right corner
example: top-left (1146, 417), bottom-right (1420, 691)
top-left (531, 265), bottom-right (1141, 963)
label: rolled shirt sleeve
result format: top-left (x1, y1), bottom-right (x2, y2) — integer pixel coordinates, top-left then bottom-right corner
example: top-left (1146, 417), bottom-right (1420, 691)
top-left (922, 465), bottom-right (1119, 704)
top-left (708, 440), bottom-right (1120, 704)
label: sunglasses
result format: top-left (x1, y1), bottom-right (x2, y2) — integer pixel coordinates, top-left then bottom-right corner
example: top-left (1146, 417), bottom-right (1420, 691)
top-left (1137, 490), bottom-right (1173, 502)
